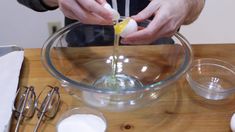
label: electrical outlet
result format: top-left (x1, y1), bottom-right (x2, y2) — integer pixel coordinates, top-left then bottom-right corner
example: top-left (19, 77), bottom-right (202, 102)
top-left (48, 21), bottom-right (62, 36)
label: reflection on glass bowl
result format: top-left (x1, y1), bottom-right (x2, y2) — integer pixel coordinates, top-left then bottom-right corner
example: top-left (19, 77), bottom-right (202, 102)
top-left (41, 17), bottom-right (192, 112)
top-left (186, 58), bottom-right (235, 100)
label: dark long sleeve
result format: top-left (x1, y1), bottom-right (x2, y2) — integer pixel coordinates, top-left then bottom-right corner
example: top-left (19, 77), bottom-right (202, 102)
top-left (17, 0), bottom-right (58, 12)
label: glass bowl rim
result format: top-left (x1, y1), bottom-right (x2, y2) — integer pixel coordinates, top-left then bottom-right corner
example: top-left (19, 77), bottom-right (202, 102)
top-left (41, 19), bottom-right (192, 94)
top-left (186, 58), bottom-right (235, 94)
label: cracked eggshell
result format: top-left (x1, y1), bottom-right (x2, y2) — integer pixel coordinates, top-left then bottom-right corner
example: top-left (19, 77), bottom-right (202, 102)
top-left (120, 18), bottom-right (138, 38)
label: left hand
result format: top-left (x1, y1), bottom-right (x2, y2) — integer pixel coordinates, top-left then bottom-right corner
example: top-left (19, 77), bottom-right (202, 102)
top-left (58, 0), bottom-right (113, 25)
top-left (122, 0), bottom-right (191, 44)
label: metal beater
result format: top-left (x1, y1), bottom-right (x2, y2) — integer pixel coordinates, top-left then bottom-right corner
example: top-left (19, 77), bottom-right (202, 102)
top-left (34, 85), bottom-right (60, 132)
top-left (13, 86), bottom-right (36, 132)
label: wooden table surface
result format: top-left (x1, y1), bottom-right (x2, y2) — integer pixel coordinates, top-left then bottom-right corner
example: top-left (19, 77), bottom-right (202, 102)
top-left (10, 44), bottom-right (235, 132)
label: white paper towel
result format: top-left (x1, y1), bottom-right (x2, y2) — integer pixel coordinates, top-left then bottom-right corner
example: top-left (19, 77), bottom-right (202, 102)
top-left (0, 49), bottom-right (24, 132)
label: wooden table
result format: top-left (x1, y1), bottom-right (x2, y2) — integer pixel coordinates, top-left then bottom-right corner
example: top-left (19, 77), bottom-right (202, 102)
top-left (10, 44), bottom-right (235, 132)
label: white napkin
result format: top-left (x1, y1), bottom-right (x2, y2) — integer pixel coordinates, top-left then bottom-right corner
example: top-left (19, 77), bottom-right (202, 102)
top-left (0, 48), bottom-right (24, 132)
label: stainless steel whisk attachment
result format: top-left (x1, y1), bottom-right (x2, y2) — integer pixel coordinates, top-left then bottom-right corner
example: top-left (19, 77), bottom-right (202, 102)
top-left (13, 86), bottom-right (36, 132)
top-left (34, 85), bottom-right (60, 132)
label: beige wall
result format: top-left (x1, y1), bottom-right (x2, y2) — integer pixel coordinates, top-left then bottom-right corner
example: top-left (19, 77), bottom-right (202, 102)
top-left (0, 1), bottom-right (64, 48)
top-left (181, 0), bottom-right (235, 44)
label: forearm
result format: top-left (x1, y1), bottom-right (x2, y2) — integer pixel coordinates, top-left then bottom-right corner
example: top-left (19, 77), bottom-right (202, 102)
top-left (183, 0), bottom-right (205, 25)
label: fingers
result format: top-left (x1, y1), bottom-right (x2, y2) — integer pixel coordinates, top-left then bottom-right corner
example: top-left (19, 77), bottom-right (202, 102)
top-left (78, 0), bottom-right (112, 19)
top-left (123, 11), bottom-right (166, 44)
top-left (131, 2), bottom-right (160, 22)
top-left (123, 1), bottom-right (181, 45)
top-left (59, 0), bottom-right (79, 20)
top-left (122, 1), bottom-right (162, 44)
top-left (96, 0), bottom-right (106, 4)
top-left (58, 0), bottom-right (112, 24)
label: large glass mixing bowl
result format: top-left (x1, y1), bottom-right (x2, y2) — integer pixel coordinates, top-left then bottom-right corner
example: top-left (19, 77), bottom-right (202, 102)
top-left (41, 18), bottom-right (192, 112)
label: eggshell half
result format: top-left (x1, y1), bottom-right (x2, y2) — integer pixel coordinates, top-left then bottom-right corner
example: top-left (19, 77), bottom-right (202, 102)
top-left (120, 18), bottom-right (138, 38)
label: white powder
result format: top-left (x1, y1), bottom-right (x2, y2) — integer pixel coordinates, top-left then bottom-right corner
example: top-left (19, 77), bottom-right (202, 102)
top-left (57, 114), bottom-right (106, 132)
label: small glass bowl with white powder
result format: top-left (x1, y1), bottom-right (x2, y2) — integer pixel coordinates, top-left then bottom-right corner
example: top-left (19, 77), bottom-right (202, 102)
top-left (56, 107), bottom-right (107, 132)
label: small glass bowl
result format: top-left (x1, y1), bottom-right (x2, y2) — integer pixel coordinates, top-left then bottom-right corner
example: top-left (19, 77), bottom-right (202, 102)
top-left (56, 107), bottom-right (107, 132)
top-left (186, 58), bottom-right (235, 100)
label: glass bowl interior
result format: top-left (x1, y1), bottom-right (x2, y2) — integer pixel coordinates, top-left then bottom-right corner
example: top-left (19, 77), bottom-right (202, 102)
top-left (41, 20), bottom-right (192, 94)
top-left (186, 58), bottom-right (235, 100)
top-left (41, 17), bottom-right (192, 111)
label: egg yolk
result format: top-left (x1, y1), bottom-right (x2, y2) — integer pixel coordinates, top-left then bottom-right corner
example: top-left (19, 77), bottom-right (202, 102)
top-left (114, 18), bottom-right (130, 35)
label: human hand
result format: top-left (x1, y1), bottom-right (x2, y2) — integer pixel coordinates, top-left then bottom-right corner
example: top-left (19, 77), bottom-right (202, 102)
top-left (122, 0), bottom-right (204, 44)
top-left (58, 0), bottom-right (113, 24)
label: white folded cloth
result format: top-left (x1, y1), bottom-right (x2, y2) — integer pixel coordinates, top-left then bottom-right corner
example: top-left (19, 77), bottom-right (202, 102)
top-left (0, 46), bottom-right (24, 132)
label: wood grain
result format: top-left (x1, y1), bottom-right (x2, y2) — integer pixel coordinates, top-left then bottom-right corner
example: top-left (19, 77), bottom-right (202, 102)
top-left (10, 44), bottom-right (235, 132)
